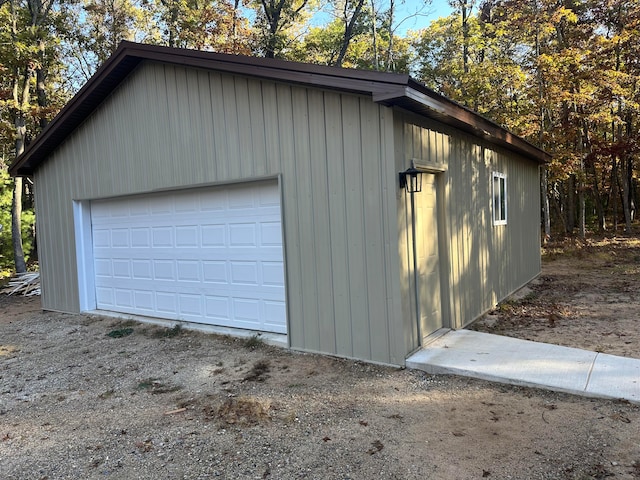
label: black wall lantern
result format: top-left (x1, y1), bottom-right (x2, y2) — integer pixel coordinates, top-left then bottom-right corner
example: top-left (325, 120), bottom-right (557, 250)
top-left (399, 166), bottom-right (423, 193)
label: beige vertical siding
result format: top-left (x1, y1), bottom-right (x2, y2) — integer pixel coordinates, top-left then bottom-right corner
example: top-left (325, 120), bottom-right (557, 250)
top-left (33, 60), bottom-right (541, 365)
top-left (396, 112), bottom-right (541, 339)
top-left (33, 61), bottom-right (406, 365)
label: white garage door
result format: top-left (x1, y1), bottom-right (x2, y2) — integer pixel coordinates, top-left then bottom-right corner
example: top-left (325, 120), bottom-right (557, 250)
top-left (90, 181), bottom-right (287, 334)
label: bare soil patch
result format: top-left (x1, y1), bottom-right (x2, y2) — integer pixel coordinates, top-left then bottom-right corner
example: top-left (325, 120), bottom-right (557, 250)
top-left (471, 236), bottom-right (640, 359)
top-left (1, 239), bottom-right (640, 479)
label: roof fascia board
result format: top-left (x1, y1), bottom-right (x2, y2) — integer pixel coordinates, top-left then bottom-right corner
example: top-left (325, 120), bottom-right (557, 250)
top-left (123, 41), bottom-right (411, 85)
top-left (374, 86), bottom-right (446, 114)
top-left (403, 87), bottom-right (551, 163)
top-left (132, 48), bottom-right (406, 97)
top-left (376, 86), bottom-right (550, 164)
top-left (10, 43), bottom-right (413, 176)
top-left (10, 41), bottom-right (550, 175)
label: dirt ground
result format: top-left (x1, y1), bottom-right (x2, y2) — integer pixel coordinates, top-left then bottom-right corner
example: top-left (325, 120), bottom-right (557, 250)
top-left (472, 236), bottom-right (640, 359)
top-left (1, 237), bottom-right (640, 479)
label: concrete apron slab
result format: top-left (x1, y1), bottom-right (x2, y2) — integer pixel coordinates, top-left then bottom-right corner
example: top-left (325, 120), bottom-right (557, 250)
top-left (406, 330), bottom-right (640, 404)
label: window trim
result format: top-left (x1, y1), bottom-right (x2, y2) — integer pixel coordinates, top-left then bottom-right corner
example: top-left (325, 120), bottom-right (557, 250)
top-left (492, 172), bottom-right (507, 226)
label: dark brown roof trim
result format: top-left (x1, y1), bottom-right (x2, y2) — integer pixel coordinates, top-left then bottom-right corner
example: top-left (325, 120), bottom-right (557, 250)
top-left (10, 41), bottom-right (550, 176)
top-left (377, 84), bottom-right (551, 163)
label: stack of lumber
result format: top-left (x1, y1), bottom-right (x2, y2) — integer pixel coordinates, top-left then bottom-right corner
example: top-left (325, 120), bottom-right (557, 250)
top-left (2, 272), bottom-right (41, 296)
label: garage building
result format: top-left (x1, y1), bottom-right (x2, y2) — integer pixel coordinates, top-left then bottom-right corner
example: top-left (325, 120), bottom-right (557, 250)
top-left (10, 42), bottom-right (549, 366)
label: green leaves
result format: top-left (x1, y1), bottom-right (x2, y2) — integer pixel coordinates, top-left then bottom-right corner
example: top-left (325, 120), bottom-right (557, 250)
top-left (1, 0), bottom-right (639, 250)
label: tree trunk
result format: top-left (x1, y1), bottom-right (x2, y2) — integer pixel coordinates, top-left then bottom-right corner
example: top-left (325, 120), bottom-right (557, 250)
top-left (611, 156), bottom-right (618, 231)
top-left (232, 0), bottom-right (241, 51)
top-left (12, 123), bottom-right (27, 272)
top-left (12, 177), bottom-right (27, 273)
top-left (12, 108), bottom-right (28, 273)
top-left (630, 170), bottom-right (636, 222)
top-left (534, 6), bottom-right (551, 242)
top-left (36, 42), bottom-right (48, 128)
top-left (370, 0), bottom-right (379, 70)
top-left (626, 113), bottom-right (636, 223)
top-left (551, 183), bottom-right (568, 234)
top-left (621, 155), bottom-right (633, 233)
top-left (566, 175), bottom-right (576, 233)
top-left (589, 162), bottom-right (606, 232)
top-left (334, 0), bottom-right (366, 67)
top-left (462, 1), bottom-right (470, 74)
top-left (385, 0), bottom-right (394, 70)
top-left (577, 119), bottom-right (587, 239)
top-left (541, 167), bottom-right (551, 242)
top-left (578, 178), bottom-right (586, 239)
top-left (265, 28), bottom-right (278, 58)
top-left (261, 0), bottom-right (287, 58)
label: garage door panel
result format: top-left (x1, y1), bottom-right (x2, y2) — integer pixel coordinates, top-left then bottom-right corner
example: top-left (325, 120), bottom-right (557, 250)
top-left (229, 224), bottom-right (257, 246)
top-left (262, 262), bottom-right (285, 286)
top-left (150, 196), bottom-right (173, 214)
top-left (229, 261), bottom-right (258, 285)
top-left (129, 200), bottom-right (151, 216)
top-left (200, 190), bottom-right (227, 211)
top-left (264, 301), bottom-right (286, 323)
top-left (175, 226), bottom-right (199, 247)
top-left (111, 229), bottom-right (129, 247)
top-left (202, 261), bottom-right (227, 283)
top-left (205, 295), bottom-right (230, 318)
top-left (96, 286), bottom-right (114, 306)
top-left (95, 275), bottom-right (283, 296)
top-left (112, 259), bottom-right (131, 278)
top-left (92, 203), bottom-right (280, 225)
top-left (92, 229), bottom-right (111, 248)
top-left (132, 260), bottom-right (152, 279)
top-left (93, 258), bottom-right (284, 286)
top-left (260, 222), bottom-right (284, 246)
top-left (134, 290), bottom-right (154, 310)
top-left (94, 221), bottom-right (282, 239)
top-left (201, 225), bottom-right (226, 246)
top-left (114, 288), bottom-right (134, 308)
top-left (91, 182), bottom-right (286, 333)
top-left (257, 183), bottom-right (280, 205)
top-left (131, 228), bottom-right (151, 247)
top-left (94, 258), bottom-right (112, 276)
top-left (233, 298), bottom-right (259, 320)
top-left (176, 260), bottom-right (200, 281)
top-left (152, 260), bottom-right (174, 280)
top-left (179, 293), bottom-right (203, 315)
top-left (174, 193), bottom-right (199, 213)
top-left (152, 227), bottom-right (173, 247)
top-left (156, 292), bottom-right (178, 314)
top-left (228, 187), bottom-right (255, 209)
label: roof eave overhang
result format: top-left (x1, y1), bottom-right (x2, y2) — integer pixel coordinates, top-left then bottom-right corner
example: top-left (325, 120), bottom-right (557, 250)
top-left (9, 42), bottom-right (411, 176)
top-left (374, 86), bottom-right (551, 165)
top-left (9, 41), bottom-right (550, 176)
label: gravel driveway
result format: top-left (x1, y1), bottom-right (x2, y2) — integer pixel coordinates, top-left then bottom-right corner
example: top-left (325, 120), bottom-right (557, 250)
top-left (1, 295), bottom-right (639, 479)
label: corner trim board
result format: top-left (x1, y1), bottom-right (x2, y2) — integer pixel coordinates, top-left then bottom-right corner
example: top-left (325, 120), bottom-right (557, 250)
top-left (73, 200), bottom-right (96, 311)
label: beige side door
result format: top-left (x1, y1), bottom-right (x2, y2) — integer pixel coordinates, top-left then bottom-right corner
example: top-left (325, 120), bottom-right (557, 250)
top-left (415, 173), bottom-right (442, 340)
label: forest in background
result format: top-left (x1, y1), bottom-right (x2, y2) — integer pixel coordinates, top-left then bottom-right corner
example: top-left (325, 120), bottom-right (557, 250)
top-left (1, 0), bottom-right (639, 273)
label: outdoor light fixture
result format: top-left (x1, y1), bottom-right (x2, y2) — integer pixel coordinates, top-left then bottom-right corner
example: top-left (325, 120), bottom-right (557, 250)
top-left (399, 166), bottom-right (423, 193)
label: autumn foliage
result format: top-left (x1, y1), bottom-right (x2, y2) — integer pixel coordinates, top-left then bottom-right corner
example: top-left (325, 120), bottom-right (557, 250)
top-left (1, 0), bottom-right (639, 271)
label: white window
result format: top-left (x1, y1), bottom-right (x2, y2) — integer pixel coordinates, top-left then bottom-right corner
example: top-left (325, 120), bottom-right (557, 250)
top-left (492, 172), bottom-right (507, 225)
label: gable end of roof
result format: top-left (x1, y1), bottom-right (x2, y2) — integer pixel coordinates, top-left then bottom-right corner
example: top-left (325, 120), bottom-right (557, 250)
top-left (9, 41), bottom-right (550, 176)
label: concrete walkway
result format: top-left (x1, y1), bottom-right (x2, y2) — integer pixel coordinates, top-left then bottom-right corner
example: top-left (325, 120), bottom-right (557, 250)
top-left (406, 330), bottom-right (640, 404)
